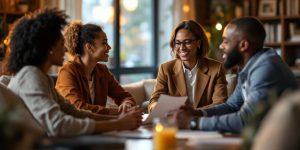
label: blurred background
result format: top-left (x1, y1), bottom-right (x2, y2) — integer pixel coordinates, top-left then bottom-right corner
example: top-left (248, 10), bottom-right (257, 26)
top-left (1, 0), bottom-right (300, 84)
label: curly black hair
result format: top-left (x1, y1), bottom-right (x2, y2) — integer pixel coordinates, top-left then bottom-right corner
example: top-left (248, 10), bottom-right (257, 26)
top-left (8, 9), bottom-right (68, 74)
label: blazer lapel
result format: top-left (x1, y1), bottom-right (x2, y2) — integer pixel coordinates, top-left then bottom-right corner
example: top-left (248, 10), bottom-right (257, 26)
top-left (193, 58), bottom-right (210, 108)
top-left (172, 60), bottom-right (187, 96)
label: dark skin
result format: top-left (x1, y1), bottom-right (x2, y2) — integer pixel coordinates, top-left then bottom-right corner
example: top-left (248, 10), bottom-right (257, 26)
top-left (44, 34), bottom-right (143, 132)
top-left (173, 23), bottom-right (256, 129)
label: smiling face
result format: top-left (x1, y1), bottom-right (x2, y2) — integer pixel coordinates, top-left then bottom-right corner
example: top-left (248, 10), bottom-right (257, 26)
top-left (91, 31), bottom-right (111, 62)
top-left (48, 34), bottom-right (66, 66)
top-left (219, 24), bottom-right (243, 69)
top-left (174, 29), bottom-right (199, 65)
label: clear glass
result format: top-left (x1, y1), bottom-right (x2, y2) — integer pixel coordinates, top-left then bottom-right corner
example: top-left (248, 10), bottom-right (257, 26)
top-left (82, 0), bottom-right (115, 68)
top-left (158, 0), bottom-right (174, 65)
top-left (120, 73), bottom-right (153, 84)
top-left (153, 117), bottom-right (177, 150)
top-left (120, 0), bottom-right (153, 67)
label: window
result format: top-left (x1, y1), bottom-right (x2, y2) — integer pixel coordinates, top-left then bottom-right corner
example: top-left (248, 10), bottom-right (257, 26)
top-left (158, 0), bottom-right (173, 65)
top-left (82, 0), bottom-right (174, 84)
top-left (82, 0), bottom-right (115, 67)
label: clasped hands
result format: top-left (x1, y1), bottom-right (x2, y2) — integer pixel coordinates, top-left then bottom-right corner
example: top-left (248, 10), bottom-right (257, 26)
top-left (117, 102), bottom-right (143, 130)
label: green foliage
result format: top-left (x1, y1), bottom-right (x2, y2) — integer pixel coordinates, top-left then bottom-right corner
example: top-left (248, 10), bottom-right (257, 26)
top-left (204, 26), bottom-right (223, 60)
top-left (206, 0), bottom-right (242, 60)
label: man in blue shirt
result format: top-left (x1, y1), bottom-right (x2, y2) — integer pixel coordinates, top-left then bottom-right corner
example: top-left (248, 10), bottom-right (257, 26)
top-left (175, 17), bottom-right (299, 133)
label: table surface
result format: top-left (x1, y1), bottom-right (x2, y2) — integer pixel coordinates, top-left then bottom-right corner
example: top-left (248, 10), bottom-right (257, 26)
top-left (37, 127), bottom-right (242, 150)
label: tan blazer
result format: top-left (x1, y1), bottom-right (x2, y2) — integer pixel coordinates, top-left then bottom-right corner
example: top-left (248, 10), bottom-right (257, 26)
top-left (149, 58), bottom-right (228, 112)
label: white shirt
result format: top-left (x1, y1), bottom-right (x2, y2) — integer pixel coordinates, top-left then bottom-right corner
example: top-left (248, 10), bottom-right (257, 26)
top-left (182, 62), bottom-right (198, 104)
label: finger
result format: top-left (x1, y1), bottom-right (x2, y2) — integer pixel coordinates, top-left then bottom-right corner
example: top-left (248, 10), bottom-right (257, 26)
top-left (118, 105), bottom-right (124, 113)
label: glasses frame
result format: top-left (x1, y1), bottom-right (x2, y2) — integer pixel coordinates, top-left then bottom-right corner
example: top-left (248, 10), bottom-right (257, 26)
top-left (173, 39), bottom-right (198, 48)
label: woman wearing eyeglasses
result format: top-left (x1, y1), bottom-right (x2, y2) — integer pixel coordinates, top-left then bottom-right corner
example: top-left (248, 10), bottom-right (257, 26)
top-left (148, 20), bottom-right (228, 113)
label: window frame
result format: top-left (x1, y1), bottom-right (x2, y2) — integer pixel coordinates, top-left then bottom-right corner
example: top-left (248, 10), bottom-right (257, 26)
top-left (109, 0), bottom-right (159, 82)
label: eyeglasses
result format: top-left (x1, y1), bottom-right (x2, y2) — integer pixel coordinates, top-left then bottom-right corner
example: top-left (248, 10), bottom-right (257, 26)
top-left (173, 39), bottom-right (197, 48)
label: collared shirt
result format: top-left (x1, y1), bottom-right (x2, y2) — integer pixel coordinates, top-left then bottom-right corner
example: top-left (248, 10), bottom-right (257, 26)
top-left (199, 48), bottom-right (299, 133)
top-left (182, 62), bottom-right (198, 103)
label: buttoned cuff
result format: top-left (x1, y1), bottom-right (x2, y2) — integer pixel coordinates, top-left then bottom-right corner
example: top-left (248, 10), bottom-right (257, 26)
top-left (199, 117), bottom-right (204, 130)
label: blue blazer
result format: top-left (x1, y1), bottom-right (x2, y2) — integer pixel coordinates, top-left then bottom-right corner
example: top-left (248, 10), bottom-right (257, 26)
top-left (200, 48), bottom-right (299, 133)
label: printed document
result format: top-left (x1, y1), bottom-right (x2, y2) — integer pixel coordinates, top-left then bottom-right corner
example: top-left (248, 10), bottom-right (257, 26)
top-left (143, 94), bottom-right (187, 124)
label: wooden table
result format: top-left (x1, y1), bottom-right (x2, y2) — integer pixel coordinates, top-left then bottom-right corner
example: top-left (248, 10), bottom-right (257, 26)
top-left (36, 128), bottom-right (242, 150)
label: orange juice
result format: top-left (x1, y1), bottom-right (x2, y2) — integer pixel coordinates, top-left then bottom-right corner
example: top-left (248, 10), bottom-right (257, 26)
top-left (154, 127), bottom-right (177, 150)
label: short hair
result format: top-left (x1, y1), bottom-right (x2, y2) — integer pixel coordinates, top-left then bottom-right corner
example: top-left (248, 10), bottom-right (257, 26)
top-left (63, 21), bottom-right (103, 56)
top-left (8, 9), bottom-right (68, 74)
top-left (229, 16), bottom-right (266, 52)
top-left (170, 20), bottom-right (210, 58)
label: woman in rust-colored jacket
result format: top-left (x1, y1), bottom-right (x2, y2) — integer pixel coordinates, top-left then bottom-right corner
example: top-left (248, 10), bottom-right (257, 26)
top-left (56, 21), bottom-right (136, 115)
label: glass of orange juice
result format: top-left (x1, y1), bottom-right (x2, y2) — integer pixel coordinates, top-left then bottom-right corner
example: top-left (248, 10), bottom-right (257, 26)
top-left (153, 117), bottom-right (177, 150)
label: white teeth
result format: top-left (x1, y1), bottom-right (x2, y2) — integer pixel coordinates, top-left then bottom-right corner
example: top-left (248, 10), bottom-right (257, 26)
top-left (180, 51), bottom-right (188, 54)
top-left (222, 54), bottom-right (227, 59)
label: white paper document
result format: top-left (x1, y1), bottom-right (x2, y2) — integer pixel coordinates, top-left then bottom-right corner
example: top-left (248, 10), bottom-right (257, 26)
top-left (143, 94), bottom-right (187, 124)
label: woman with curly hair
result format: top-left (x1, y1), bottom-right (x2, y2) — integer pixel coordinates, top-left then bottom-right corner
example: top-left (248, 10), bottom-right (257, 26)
top-left (55, 21), bottom-right (137, 115)
top-left (7, 9), bottom-right (142, 137)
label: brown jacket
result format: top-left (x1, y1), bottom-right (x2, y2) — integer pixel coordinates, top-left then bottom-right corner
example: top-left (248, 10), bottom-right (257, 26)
top-left (56, 56), bottom-right (136, 114)
top-left (149, 58), bottom-right (228, 112)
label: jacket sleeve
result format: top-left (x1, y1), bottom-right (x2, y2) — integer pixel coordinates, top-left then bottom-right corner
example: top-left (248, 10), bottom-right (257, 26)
top-left (106, 68), bottom-right (136, 106)
top-left (200, 63), bottom-right (279, 133)
top-left (11, 70), bottom-right (95, 137)
top-left (56, 66), bottom-right (110, 114)
top-left (202, 64), bottom-right (228, 108)
top-left (148, 64), bottom-right (168, 112)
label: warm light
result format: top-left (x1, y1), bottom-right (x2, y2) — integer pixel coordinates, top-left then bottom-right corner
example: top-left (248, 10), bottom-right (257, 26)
top-left (216, 22), bottom-right (223, 31)
top-left (120, 15), bottom-right (127, 26)
top-left (92, 5), bottom-right (114, 23)
top-left (155, 123), bottom-right (164, 132)
top-left (205, 31), bottom-right (211, 44)
top-left (122, 0), bottom-right (138, 12)
top-left (3, 38), bottom-right (9, 45)
top-left (183, 4), bottom-right (190, 13)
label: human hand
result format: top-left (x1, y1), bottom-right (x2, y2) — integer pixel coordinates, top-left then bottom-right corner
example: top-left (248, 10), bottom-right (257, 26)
top-left (174, 109), bottom-right (193, 129)
top-left (180, 103), bottom-right (203, 117)
top-left (118, 102), bottom-right (133, 113)
top-left (117, 107), bottom-right (143, 130)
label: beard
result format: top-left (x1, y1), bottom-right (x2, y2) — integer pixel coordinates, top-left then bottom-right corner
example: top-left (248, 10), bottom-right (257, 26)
top-left (223, 45), bottom-right (243, 69)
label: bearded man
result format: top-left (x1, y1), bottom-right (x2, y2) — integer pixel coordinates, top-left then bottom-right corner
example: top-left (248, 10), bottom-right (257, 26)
top-left (174, 17), bottom-right (298, 133)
